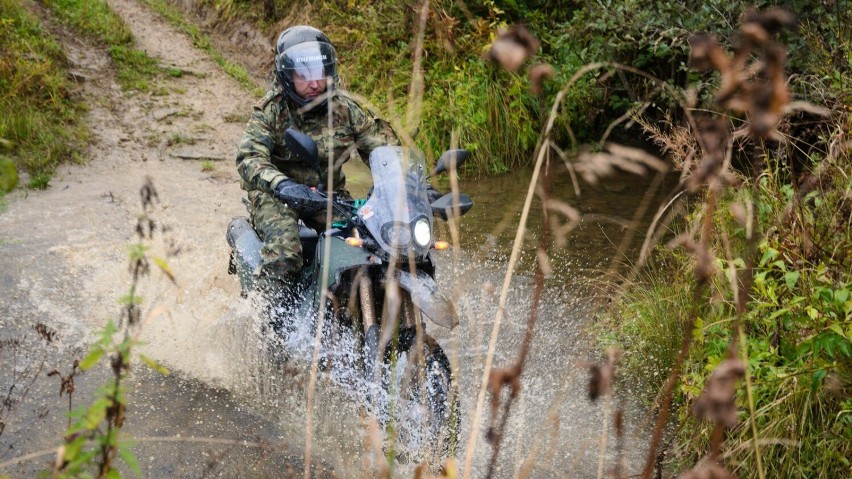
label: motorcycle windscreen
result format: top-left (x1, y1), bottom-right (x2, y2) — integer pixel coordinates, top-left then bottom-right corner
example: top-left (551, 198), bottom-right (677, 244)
top-left (360, 147), bottom-right (431, 254)
top-left (396, 269), bottom-right (459, 329)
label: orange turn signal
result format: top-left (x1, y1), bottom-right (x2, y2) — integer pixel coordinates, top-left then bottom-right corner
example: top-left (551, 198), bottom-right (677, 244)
top-left (345, 237), bottom-right (364, 247)
top-left (433, 241), bottom-right (450, 250)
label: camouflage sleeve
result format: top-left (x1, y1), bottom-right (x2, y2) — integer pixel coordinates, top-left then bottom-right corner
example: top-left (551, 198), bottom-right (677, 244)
top-left (235, 91), bottom-right (288, 194)
top-left (347, 97), bottom-right (400, 165)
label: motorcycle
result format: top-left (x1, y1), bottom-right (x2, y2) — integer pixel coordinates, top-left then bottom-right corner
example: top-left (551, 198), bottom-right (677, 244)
top-left (226, 128), bottom-right (473, 461)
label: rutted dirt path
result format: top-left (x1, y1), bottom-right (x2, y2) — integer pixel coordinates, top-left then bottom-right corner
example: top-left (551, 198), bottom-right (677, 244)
top-left (0, 0), bottom-right (314, 475)
top-left (1, 0), bottom-right (254, 388)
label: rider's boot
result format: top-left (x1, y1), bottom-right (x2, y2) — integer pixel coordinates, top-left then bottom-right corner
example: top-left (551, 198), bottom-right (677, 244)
top-left (257, 264), bottom-right (298, 333)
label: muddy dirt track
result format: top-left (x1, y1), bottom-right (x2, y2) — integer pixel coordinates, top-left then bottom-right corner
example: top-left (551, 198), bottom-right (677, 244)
top-left (0, 0), bottom-right (304, 475)
top-left (1, 1), bottom-right (652, 477)
top-left (0, 0), bottom-right (257, 383)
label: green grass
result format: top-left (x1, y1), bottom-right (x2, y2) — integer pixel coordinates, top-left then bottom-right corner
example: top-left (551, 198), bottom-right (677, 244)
top-left (0, 0), bottom-right (87, 186)
top-left (200, 160), bottom-right (215, 172)
top-left (137, 0), bottom-right (262, 96)
top-left (28, 173), bottom-right (51, 190)
top-left (167, 132), bottom-right (196, 146)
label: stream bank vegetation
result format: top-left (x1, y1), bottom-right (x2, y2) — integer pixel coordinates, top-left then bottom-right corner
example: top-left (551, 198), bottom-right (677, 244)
top-left (591, 7), bottom-right (851, 479)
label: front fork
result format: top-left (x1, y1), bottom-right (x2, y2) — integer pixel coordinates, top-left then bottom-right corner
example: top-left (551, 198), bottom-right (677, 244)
top-left (360, 269), bottom-right (418, 377)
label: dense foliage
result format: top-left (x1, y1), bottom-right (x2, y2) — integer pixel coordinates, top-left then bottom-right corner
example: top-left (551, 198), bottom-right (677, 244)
top-left (197, 0), bottom-right (849, 174)
top-left (595, 5), bottom-right (851, 477)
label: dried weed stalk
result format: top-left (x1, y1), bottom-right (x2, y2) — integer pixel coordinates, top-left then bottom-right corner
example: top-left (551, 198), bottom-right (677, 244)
top-left (639, 9), bottom-right (796, 479)
top-left (51, 177), bottom-right (177, 479)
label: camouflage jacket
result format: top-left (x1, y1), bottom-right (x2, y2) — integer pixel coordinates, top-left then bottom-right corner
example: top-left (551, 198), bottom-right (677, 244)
top-left (235, 88), bottom-right (399, 195)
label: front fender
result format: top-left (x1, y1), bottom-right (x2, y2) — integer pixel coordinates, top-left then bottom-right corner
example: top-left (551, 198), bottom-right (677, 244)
top-left (396, 269), bottom-right (458, 329)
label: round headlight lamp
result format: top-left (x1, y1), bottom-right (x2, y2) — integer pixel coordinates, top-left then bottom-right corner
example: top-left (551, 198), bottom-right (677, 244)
top-left (382, 222), bottom-right (411, 247)
top-left (413, 218), bottom-right (431, 247)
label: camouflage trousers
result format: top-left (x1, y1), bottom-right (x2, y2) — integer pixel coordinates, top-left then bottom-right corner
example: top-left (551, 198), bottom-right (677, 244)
top-left (248, 189), bottom-right (348, 276)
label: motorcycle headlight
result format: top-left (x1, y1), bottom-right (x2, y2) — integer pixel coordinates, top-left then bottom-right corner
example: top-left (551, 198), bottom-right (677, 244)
top-left (413, 218), bottom-right (431, 247)
top-left (382, 222), bottom-right (411, 247)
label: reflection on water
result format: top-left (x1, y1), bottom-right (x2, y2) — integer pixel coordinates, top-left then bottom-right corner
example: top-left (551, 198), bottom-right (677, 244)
top-left (450, 163), bottom-right (677, 287)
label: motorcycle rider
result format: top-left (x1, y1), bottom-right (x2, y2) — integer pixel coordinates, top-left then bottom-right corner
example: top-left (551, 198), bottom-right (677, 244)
top-left (235, 25), bottom-right (403, 286)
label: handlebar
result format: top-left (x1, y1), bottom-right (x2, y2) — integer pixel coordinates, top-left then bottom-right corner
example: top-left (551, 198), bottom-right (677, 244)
top-left (311, 190), bottom-right (361, 228)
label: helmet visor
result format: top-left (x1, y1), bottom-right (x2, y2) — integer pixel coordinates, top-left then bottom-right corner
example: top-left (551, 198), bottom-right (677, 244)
top-left (278, 41), bottom-right (337, 82)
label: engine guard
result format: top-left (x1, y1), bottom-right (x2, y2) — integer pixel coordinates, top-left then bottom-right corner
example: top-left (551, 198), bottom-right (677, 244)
top-left (396, 269), bottom-right (458, 329)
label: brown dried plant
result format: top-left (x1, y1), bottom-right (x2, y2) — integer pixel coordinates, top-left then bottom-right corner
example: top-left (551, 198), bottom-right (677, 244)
top-left (693, 358), bottom-right (746, 429)
top-left (484, 25), bottom-right (539, 73)
top-left (637, 9), bottom-right (798, 479)
top-left (688, 8), bottom-right (794, 140)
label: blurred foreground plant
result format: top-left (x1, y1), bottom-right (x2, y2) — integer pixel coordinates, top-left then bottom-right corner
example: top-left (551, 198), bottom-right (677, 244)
top-left (53, 178), bottom-right (175, 479)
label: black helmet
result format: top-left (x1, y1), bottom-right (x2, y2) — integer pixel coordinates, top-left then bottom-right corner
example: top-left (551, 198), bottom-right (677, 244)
top-left (274, 26), bottom-right (338, 108)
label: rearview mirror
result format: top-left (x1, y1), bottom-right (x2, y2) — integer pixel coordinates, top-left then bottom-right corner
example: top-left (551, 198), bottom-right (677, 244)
top-left (431, 193), bottom-right (474, 220)
top-left (431, 149), bottom-right (469, 177)
top-left (284, 128), bottom-right (319, 172)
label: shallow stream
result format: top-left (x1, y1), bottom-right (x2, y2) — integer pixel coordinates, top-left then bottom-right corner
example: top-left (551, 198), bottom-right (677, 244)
top-left (1, 157), bottom-right (676, 478)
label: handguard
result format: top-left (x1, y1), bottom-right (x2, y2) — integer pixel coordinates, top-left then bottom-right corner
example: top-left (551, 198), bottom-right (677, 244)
top-left (273, 178), bottom-right (326, 216)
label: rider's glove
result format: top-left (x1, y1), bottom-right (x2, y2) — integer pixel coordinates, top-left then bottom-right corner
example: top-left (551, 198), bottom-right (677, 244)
top-left (273, 179), bottom-right (327, 216)
top-left (426, 184), bottom-right (443, 204)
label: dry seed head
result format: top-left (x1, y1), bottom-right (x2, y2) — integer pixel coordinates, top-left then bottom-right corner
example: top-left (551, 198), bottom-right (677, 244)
top-left (485, 25), bottom-right (539, 72)
top-left (530, 63), bottom-right (554, 95)
top-left (688, 35), bottom-right (729, 72)
top-left (687, 118), bottom-right (730, 192)
top-left (741, 7), bottom-right (796, 40)
top-left (587, 348), bottom-right (620, 402)
top-left (694, 358), bottom-right (746, 427)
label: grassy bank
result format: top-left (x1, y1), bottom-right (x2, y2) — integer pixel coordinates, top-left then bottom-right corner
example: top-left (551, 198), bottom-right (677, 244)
top-left (0, 0), bottom-right (87, 189)
top-left (0, 0), bottom-right (184, 191)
